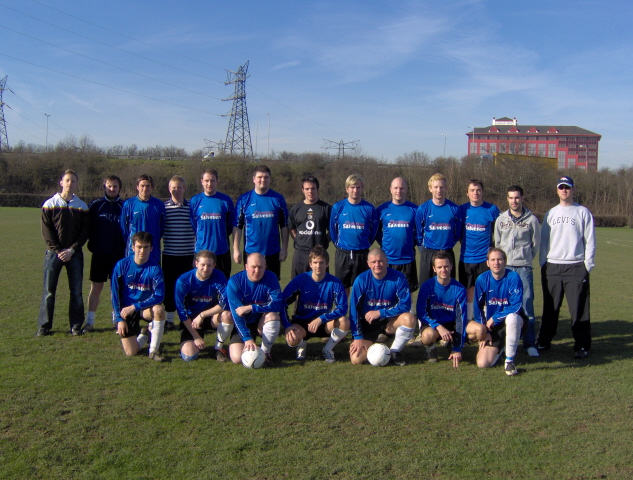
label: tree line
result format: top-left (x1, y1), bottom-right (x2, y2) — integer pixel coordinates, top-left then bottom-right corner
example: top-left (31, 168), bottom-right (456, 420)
top-left (1, 144), bottom-right (631, 227)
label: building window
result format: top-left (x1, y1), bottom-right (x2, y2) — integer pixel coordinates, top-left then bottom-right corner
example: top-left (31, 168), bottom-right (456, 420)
top-left (489, 143), bottom-right (497, 154)
top-left (548, 145), bottom-right (556, 158)
top-left (538, 144), bottom-right (546, 157)
top-left (528, 143), bottom-right (536, 155)
top-left (568, 157), bottom-right (576, 168)
top-left (480, 142), bottom-right (488, 153)
top-left (470, 142), bottom-right (476, 154)
top-left (557, 151), bottom-right (566, 169)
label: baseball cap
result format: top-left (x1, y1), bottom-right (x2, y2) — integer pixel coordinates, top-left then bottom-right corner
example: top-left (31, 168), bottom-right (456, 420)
top-left (557, 176), bottom-right (574, 188)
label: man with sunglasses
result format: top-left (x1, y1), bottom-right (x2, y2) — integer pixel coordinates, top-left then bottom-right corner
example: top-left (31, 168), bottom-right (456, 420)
top-left (537, 176), bottom-right (595, 359)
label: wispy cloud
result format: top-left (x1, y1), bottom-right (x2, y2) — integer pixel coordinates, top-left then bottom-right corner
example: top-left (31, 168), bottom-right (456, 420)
top-left (271, 60), bottom-right (300, 71)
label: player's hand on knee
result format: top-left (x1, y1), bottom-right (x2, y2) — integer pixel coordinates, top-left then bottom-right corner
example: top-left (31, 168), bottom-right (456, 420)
top-left (308, 319), bottom-right (321, 333)
top-left (194, 338), bottom-right (206, 350)
top-left (117, 321), bottom-right (127, 336)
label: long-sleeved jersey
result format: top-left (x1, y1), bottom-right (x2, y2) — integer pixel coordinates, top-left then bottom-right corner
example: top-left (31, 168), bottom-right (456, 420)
top-left (227, 270), bottom-right (282, 341)
top-left (41, 193), bottom-right (89, 252)
top-left (190, 191), bottom-right (234, 255)
top-left (233, 189), bottom-right (289, 255)
top-left (415, 199), bottom-right (461, 250)
top-left (416, 277), bottom-right (467, 352)
top-left (540, 203), bottom-right (595, 272)
top-left (459, 201), bottom-right (500, 263)
top-left (111, 257), bottom-right (165, 322)
top-left (349, 268), bottom-right (411, 340)
top-left (329, 198), bottom-right (378, 251)
top-left (174, 268), bottom-right (228, 322)
top-left (474, 269), bottom-right (523, 326)
top-left (282, 272), bottom-right (348, 327)
top-left (376, 200), bottom-right (418, 264)
top-left (163, 199), bottom-right (195, 256)
top-left (120, 196), bottom-right (165, 264)
top-left (87, 195), bottom-right (125, 257)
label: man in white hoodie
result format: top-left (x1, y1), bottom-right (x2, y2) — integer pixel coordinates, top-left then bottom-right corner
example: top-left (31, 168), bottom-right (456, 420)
top-left (495, 185), bottom-right (541, 357)
top-left (537, 176), bottom-right (595, 359)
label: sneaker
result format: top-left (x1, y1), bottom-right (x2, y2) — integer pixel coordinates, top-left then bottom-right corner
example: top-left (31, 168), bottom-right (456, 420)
top-left (71, 325), bottom-right (82, 336)
top-left (376, 333), bottom-right (389, 343)
top-left (536, 342), bottom-right (550, 352)
top-left (215, 348), bottom-right (228, 363)
top-left (264, 352), bottom-right (274, 367)
top-left (82, 323), bottom-right (94, 334)
top-left (36, 327), bottom-right (50, 337)
top-left (391, 351), bottom-right (406, 366)
top-left (574, 348), bottom-right (589, 359)
top-left (149, 350), bottom-right (165, 362)
top-left (164, 321), bottom-right (176, 332)
top-left (322, 348), bottom-right (336, 364)
top-left (426, 344), bottom-right (438, 363)
top-left (296, 346), bottom-right (306, 361)
top-left (526, 346), bottom-right (540, 357)
top-left (409, 334), bottom-right (423, 348)
top-left (490, 347), bottom-right (505, 367)
top-left (505, 361), bottom-right (518, 376)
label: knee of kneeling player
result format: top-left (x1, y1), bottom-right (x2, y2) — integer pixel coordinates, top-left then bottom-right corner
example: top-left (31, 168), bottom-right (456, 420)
top-left (400, 313), bottom-right (416, 328)
top-left (337, 316), bottom-right (350, 331)
top-left (152, 304), bottom-right (166, 320)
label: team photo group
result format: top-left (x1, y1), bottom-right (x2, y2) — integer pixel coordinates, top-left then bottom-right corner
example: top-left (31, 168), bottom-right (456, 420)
top-left (36, 164), bottom-right (595, 376)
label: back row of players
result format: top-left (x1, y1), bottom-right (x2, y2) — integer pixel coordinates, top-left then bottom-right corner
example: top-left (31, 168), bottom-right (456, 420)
top-left (37, 167), bottom-right (595, 374)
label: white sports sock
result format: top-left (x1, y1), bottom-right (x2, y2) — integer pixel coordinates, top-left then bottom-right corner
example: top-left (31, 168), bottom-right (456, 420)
top-left (505, 313), bottom-right (523, 360)
top-left (296, 339), bottom-right (307, 352)
top-left (324, 328), bottom-right (348, 353)
top-left (390, 325), bottom-right (415, 353)
top-left (215, 322), bottom-right (234, 349)
top-left (86, 311), bottom-right (96, 323)
top-left (137, 333), bottom-right (148, 350)
top-left (149, 320), bottom-right (165, 354)
top-left (165, 311), bottom-right (175, 323)
top-left (260, 320), bottom-right (280, 354)
top-left (467, 302), bottom-right (474, 321)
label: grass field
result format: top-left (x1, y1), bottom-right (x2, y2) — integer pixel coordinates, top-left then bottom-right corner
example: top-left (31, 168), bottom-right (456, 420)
top-left (1, 207), bottom-right (632, 480)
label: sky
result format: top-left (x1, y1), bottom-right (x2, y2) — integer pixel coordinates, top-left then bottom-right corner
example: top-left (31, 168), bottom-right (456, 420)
top-left (2, 0), bottom-right (633, 169)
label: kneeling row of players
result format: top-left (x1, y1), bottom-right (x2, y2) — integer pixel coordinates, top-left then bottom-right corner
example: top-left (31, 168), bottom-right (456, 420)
top-left (113, 233), bottom-right (525, 376)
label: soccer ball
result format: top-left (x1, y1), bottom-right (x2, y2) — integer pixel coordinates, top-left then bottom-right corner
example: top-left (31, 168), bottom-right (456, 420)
top-left (367, 343), bottom-right (391, 367)
top-left (241, 347), bottom-right (265, 369)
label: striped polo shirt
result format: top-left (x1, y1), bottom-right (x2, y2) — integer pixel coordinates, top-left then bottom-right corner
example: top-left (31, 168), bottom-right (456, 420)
top-left (163, 198), bottom-right (195, 256)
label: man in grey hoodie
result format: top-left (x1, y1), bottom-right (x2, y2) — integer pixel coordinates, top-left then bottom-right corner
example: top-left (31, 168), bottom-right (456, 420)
top-left (494, 185), bottom-right (541, 357)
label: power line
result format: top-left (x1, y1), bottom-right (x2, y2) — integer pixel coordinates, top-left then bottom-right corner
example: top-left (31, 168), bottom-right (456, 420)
top-left (8, 90), bottom-right (73, 136)
top-left (26, 0), bottom-right (226, 72)
top-left (0, 53), bottom-right (222, 116)
top-left (0, 3), bottom-right (225, 85)
top-left (0, 23), bottom-right (224, 101)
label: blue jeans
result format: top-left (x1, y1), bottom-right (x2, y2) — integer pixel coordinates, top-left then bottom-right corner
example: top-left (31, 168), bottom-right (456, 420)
top-left (506, 265), bottom-right (535, 349)
top-left (37, 249), bottom-right (85, 330)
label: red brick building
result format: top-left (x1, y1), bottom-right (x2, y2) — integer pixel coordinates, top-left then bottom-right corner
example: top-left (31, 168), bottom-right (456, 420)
top-left (466, 117), bottom-right (601, 170)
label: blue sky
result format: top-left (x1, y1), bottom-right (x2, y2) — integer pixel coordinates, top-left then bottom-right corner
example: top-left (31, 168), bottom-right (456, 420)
top-left (2, 0), bottom-right (632, 168)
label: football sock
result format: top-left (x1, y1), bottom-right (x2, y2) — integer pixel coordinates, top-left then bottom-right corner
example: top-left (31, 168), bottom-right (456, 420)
top-left (296, 340), bottom-right (307, 351)
top-left (260, 320), bottom-right (280, 354)
top-left (165, 311), bottom-right (175, 323)
top-left (505, 313), bottom-right (522, 360)
top-left (391, 325), bottom-right (414, 352)
top-left (149, 320), bottom-right (165, 354)
top-left (324, 328), bottom-right (348, 353)
top-left (215, 322), bottom-right (233, 349)
top-left (86, 311), bottom-right (95, 324)
top-left (467, 302), bottom-right (474, 321)
top-left (137, 332), bottom-right (148, 350)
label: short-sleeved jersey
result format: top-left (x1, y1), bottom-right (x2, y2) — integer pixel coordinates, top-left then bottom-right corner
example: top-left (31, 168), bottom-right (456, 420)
top-left (349, 268), bottom-right (411, 340)
top-left (376, 200), bottom-right (418, 265)
top-left (111, 257), bottom-right (165, 322)
top-left (233, 189), bottom-right (289, 255)
top-left (163, 199), bottom-right (195, 256)
top-left (416, 277), bottom-right (467, 352)
top-left (282, 272), bottom-right (348, 326)
top-left (174, 268), bottom-right (228, 322)
top-left (227, 270), bottom-right (282, 341)
top-left (288, 200), bottom-right (331, 252)
top-left (88, 195), bottom-right (125, 257)
top-left (459, 201), bottom-right (500, 263)
top-left (329, 199), bottom-right (378, 251)
top-left (120, 196), bottom-right (166, 265)
top-left (189, 191), bottom-right (234, 255)
top-left (474, 269), bottom-right (523, 326)
top-left (415, 199), bottom-right (461, 250)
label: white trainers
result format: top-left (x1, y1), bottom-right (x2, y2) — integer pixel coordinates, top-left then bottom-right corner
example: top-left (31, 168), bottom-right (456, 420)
top-left (296, 345), bottom-right (306, 361)
top-left (526, 346), bottom-right (540, 357)
top-left (322, 348), bottom-right (336, 364)
top-left (409, 334), bottom-right (423, 348)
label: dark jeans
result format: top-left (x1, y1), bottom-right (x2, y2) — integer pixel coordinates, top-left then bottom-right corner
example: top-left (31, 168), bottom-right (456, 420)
top-left (162, 254), bottom-right (195, 312)
top-left (38, 249), bottom-right (85, 330)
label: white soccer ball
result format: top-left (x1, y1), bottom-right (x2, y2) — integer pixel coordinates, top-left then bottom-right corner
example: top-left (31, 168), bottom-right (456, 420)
top-left (241, 347), bottom-right (265, 369)
top-left (367, 343), bottom-right (391, 367)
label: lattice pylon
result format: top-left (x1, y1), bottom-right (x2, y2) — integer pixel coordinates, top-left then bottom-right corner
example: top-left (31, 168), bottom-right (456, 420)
top-left (222, 61), bottom-right (253, 158)
top-left (0, 76), bottom-right (9, 153)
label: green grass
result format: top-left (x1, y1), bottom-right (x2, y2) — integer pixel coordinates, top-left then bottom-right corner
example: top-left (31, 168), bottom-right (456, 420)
top-left (1, 207), bottom-right (633, 479)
